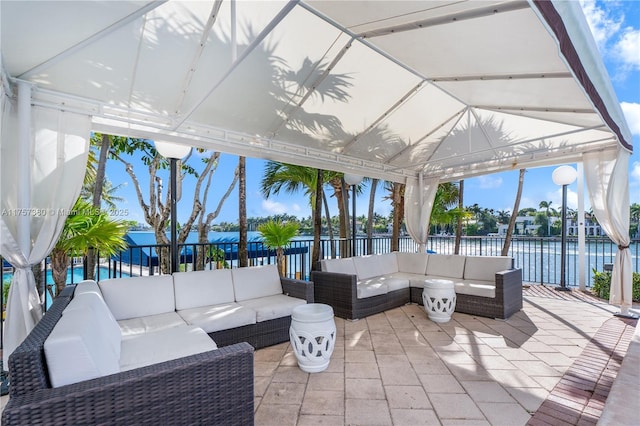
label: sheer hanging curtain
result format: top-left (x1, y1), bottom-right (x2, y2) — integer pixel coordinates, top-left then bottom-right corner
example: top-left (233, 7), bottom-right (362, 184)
top-left (404, 176), bottom-right (439, 253)
top-left (1, 85), bottom-right (90, 367)
top-left (583, 148), bottom-right (632, 314)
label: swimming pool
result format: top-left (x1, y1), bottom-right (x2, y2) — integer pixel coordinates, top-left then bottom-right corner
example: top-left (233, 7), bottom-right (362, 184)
top-left (2, 266), bottom-right (131, 285)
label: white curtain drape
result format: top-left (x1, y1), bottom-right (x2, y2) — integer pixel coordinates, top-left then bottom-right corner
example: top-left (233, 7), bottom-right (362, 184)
top-left (583, 148), bottom-right (632, 313)
top-left (404, 176), bottom-right (439, 253)
top-left (1, 84), bottom-right (90, 367)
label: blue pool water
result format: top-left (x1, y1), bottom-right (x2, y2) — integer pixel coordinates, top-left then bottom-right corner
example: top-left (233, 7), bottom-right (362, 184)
top-left (2, 266), bottom-right (130, 285)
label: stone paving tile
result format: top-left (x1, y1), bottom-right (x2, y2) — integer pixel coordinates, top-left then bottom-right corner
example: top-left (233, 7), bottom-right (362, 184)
top-left (345, 399), bottom-right (392, 425)
top-left (460, 381), bottom-right (516, 403)
top-left (307, 372), bottom-right (344, 391)
top-left (389, 408), bottom-right (441, 425)
top-left (419, 374), bottom-right (465, 393)
top-left (385, 385), bottom-right (431, 409)
top-left (254, 403), bottom-right (300, 426)
top-left (301, 390), bottom-right (345, 416)
top-left (477, 402), bottom-right (532, 426)
top-left (345, 361), bottom-right (380, 379)
top-left (345, 349), bottom-right (377, 363)
top-left (429, 393), bottom-right (485, 420)
top-left (261, 382), bottom-right (306, 405)
top-left (346, 378), bottom-right (386, 399)
top-left (297, 414), bottom-right (345, 426)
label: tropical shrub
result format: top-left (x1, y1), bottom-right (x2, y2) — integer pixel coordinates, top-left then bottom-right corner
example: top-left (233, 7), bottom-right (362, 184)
top-left (258, 220), bottom-right (299, 276)
top-left (591, 269), bottom-right (640, 302)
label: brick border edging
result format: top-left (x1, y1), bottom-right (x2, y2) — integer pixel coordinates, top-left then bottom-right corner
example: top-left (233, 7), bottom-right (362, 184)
top-left (527, 316), bottom-right (637, 426)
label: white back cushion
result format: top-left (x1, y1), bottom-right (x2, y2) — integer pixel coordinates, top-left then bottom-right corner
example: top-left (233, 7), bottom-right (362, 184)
top-left (99, 275), bottom-right (175, 320)
top-left (396, 252), bottom-right (429, 275)
top-left (173, 269), bottom-right (235, 310)
top-left (45, 308), bottom-right (120, 387)
top-left (426, 255), bottom-right (466, 279)
top-left (64, 292), bottom-right (121, 357)
top-left (353, 254), bottom-right (398, 279)
top-left (464, 256), bottom-right (513, 282)
top-left (232, 264), bottom-right (283, 302)
top-left (320, 258), bottom-right (356, 275)
top-left (73, 280), bottom-right (102, 297)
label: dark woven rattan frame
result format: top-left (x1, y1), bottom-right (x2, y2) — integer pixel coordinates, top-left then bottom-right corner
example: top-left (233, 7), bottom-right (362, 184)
top-left (312, 266), bottom-right (522, 321)
top-left (3, 286), bottom-right (255, 426)
top-left (410, 268), bottom-right (523, 319)
top-left (310, 271), bottom-right (410, 320)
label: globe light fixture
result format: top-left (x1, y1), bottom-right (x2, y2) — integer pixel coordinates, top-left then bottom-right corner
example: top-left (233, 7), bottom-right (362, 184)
top-left (343, 173), bottom-right (363, 257)
top-left (154, 141), bottom-right (191, 273)
top-left (552, 165), bottom-right (577, 291)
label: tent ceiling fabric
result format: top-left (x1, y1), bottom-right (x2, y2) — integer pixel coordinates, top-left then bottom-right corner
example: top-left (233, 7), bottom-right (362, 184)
top-left (1, 0), bottom-right (632, 183)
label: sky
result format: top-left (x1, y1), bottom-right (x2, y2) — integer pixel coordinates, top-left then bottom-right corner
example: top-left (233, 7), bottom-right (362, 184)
top-left (105, 0), bottom-right (640, 226)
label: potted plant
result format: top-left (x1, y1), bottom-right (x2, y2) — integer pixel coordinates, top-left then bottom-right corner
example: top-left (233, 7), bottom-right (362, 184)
top-left (257, 220), bottom-right (299, 277)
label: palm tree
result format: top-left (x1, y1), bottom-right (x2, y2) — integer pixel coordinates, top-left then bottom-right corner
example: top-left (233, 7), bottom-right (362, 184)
top-left (366, 178), bottom-right (379, 254)
top-left (238, 156), bottom-right (248, 267)
top-left (49, 199), bottom-right (128, 296)
top-left (257, 220), bottom-right (299, 276)
top-left (539, 200), bottom-right (555, 236)
top-left (261, 162), bottom-right (328, 263)
top-left (502, 169), bottom-right (526, 255)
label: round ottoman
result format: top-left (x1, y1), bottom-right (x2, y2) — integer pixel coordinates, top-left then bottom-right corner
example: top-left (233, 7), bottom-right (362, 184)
top-left (423, 279), bottom-right (457, 323)
top-left (289, 303), bottom-right (336, 373)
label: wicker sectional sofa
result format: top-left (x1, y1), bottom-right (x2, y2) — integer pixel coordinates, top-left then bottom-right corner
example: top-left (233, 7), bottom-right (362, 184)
top-left (311, 252), bottom-right (522, 320)
top-left (2, 264), bottom-right (313, 426)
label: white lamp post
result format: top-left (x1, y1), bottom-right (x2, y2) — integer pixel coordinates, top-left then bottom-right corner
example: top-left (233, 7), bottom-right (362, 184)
top-left (344, 173), bottom-right (363, 257)
top-left (154, 141), bottom-right (191, 273)
top-left (552, 165), bottom-right (577, 291)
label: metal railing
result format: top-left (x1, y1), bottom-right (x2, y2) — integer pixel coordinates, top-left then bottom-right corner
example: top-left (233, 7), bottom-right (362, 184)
top-left (1, 235), bottom-right (639, 351)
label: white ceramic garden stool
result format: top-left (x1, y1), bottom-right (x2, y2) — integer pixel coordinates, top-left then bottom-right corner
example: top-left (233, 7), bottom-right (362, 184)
top-left (423, 279), bottom-right (457, 323)
top-left (289, 303), bottom-right (336, 373)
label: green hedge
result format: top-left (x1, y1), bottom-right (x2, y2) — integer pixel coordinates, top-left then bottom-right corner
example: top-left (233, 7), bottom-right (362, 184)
top-left (591, 270), bottom-right (640, 302)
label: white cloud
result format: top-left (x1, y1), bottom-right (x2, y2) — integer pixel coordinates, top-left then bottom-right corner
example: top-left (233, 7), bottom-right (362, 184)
top-left (477, 175), bottom-right (503, 189)
top-left (545, 187), bottom-right (579, 211)
top-left (261, 199), bottom-right (287, 215)
top-left (621, 102), bottom-right (640, 136)
top-left (631, 161), bottom-right (640, 183)
top-left (614, 28), bottom-right (640, 70)
top-left (579, 0), bottom-right (623, 51)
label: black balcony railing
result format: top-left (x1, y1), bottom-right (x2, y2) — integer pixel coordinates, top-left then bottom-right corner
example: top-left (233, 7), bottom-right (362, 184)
top-left (2, 235), bottom-right (639, 336)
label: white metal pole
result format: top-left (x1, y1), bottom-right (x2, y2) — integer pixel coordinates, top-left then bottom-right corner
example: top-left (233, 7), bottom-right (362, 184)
top-left (17, 81), bottom-right (32, 255)
top-left (577, 162), bottom-right (586, 291)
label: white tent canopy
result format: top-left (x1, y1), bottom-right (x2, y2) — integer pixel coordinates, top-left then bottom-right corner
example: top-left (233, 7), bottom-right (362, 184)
top-left (1, 0), bottom-right (632, 183)
top-left (0, 0), bottom-right (635, 357)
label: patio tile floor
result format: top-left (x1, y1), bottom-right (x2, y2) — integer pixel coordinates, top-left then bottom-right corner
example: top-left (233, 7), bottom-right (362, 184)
top-left (0, 285), bottom-right (636, 425)
top-left (254, 286), bottom-right (638, 425)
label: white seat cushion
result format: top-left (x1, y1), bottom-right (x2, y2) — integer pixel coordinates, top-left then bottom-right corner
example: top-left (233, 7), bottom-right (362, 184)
top-left (99, 275), bottom-right (176, 320)
top-left (232, 264), bottom-right (283, 302)
top-left (464, 256), bottom-right (513, 281)
top-left (173, 268), bottom-right (235, 310)
top-left (356, 280), bottom-right (389, 299)
top-left (395, 252), bottom-right (429, 275)
top-left (238, 294), bottom-right (306, 322)
top-left (120, 326), bottom-right (217, 372)
top-left (178, 302), bottom-right (256, 333)
top-left (118, 312), bottom-right (187, 336)
top-left (376, 275), bottom-right (410, 292)
top-left (45, 308), bottom-right (120, 387)
top-left (426, 255), bottom-right (466, 279)
top-left (320, 258), bottom-right (357, 275)
top-left (454, 280), bottom-right (496, 298)
top-left (389, 272), bottom-right (427, 289)
top-left (64, 292), bottom-right (122, 357)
